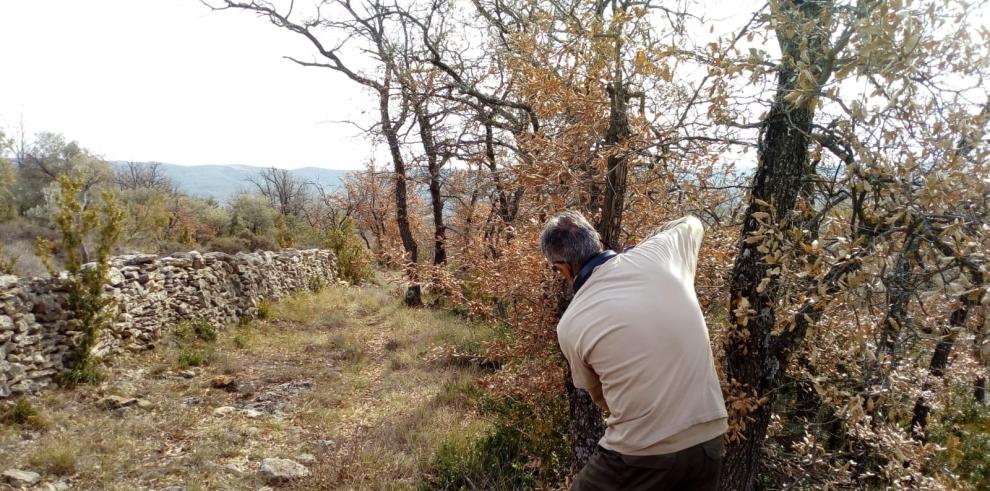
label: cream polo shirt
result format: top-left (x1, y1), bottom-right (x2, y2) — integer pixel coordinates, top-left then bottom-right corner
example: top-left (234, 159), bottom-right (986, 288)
top-left (557, 216), bottom-right (728, 456)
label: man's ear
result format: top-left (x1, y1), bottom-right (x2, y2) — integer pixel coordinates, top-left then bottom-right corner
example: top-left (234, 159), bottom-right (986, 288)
top-left (564, 263), bottom-right (577, 282)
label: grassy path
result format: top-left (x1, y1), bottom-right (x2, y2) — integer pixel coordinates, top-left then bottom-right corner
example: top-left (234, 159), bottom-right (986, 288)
top-left (0, 282), bottom-right (496, 490)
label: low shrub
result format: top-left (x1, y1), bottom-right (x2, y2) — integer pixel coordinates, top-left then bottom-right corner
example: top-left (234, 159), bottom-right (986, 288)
top-left (256, 301), bottom-right (273, 320)
top-left (308, 275), bottom-right (326, 293)
top-left (0, 242), bottom-right (16, 275)
top-left (54, 357), bottom-right (105, 387)
top-left (205, 236), bottom-right (250, 255)
top-left (192, 320), bottom-right (217, 342)
top-left (0, 398), bottom-right (50, 430)
top-left (426, 394), bottom-right (570, 489)
top-left (27, 444), bottom-right (77, 476)
top-left (928, 386), bottom-right (990, 487)
top-left (176, 350), bottom-right (206, 369)
top-left (322, 218), bottom-right (372, 285)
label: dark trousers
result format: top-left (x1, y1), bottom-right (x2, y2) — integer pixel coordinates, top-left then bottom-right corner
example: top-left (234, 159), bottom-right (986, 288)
top-left (570, 436), bottom-right (722, 491)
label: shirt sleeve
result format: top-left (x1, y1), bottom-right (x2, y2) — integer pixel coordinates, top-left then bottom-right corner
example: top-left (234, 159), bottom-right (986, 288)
top-left (637, 215), bottom-right (705, 281)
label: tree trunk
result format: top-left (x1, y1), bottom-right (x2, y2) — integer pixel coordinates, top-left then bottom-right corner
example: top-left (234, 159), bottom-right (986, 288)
top-left (597, 46), bottom-right (631, 250)
top-left (877, 236), bottom-right (918, 360)
top-left (565, 369), bottom-right (608, 469)
top-left (719, 2), bottom-right (828, 488)
top-left (910, 300), bottom-right (971, 440)
top-left (416, 100), bottom-right (446, 266)
top-left (379, 77), bottom-right (421, 307)
top-left (556, 288), bottom-right (606, 471)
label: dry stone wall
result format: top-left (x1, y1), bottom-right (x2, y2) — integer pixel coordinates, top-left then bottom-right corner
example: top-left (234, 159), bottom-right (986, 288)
top-left (0, 249), bottom-right (337, 398)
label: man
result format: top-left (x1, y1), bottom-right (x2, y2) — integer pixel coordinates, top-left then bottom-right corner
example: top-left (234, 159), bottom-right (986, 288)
top-left (540, 210), bottom-right (727, 490)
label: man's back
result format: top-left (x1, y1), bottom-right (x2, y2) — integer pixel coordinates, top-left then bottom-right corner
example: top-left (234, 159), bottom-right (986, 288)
top-left (557, 216), bottom-right (727, 456)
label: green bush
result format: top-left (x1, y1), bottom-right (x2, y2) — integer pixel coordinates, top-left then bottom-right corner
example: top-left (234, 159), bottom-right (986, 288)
top-left (176, 350), bottom-right (206, 369)
top-left (35, 176), bottom-right (122, 387)
top-left (192, 320), bottom-right (217, 342)
top-left (54, 357), bottom-right (105, 387)
top-left (256, 301), bottom-right (273, 320)
top-left (425, 394), bottom-right (570, 490)
top-left (308, 275), bottom-right (326, 293)
top-left (323, 218), bottom-right (372, 284)
top-left (928, 386), bottom-right (990, 488)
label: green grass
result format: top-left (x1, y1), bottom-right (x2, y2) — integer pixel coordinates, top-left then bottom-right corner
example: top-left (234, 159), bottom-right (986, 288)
top-left (423, 395), bottom-right (571, 490)
top-left (0, 282), bottom-right (506, 490)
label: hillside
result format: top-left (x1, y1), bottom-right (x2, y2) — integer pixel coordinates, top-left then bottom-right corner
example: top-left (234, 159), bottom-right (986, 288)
top-left (109, 162), bottom-right (353, 202)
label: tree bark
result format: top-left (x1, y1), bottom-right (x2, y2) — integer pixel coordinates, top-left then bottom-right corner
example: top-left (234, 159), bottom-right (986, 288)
top-left (379, 74), bottom-right (422, 307)
top-left (719, 2), bottom-right (828, 488)
top-left (910, 300), bottom-right (972, 440)
top-left (597, 35), bottom-right (631, 250)
top-left (415, 99), bottom-right (447, 266)
top-left (556, 288), bottom-right (606, 471)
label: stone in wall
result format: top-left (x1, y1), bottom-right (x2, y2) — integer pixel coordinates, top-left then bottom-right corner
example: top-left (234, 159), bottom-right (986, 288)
top-left (0, 249), bottom-right (337, 398)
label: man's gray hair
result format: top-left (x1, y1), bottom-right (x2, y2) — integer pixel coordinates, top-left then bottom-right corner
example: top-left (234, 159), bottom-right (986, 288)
top-left (540, 210), bottom-right (602, 266)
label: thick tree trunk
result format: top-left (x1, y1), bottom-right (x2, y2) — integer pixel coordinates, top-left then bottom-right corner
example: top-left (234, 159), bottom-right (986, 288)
top-left (719, 2), bottom-right (827, 488)
top-left (379, 80), bottom-right (421, 307)
top-left (556, 289), bottom-right (606, 471)
top-left (564, 27), bottom-right (632, 471)
top-left (597, 63), bottom-right (631, 250)
top-left (416, 100), bottom-right (446, 266)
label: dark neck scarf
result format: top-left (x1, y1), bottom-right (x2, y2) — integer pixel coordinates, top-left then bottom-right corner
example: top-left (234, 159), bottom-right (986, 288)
top-left (572, 250), bottom-right (617, 293)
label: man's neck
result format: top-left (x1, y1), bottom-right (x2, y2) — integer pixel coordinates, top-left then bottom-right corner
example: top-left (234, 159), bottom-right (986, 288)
top-left (572, 250), bottom-right (617, 293)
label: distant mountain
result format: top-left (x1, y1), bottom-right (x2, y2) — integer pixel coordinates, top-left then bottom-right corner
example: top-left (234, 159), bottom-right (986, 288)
top-left (109, 162), bottom-right (353, 202)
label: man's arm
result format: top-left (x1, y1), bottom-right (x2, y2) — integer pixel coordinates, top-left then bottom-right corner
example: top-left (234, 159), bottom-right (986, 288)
top-left (651, 215), bottom-right (705, 243)
top-left (573, 362), bottom-right (610, 413)
top-left (560, 331), bottom-right (611, 413)
top-left (643, 215), bottom-right (705, 280)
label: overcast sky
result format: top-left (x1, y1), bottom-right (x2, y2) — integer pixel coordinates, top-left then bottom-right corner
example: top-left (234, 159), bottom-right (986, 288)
top-left (0, 0), bottom-right (373, 170)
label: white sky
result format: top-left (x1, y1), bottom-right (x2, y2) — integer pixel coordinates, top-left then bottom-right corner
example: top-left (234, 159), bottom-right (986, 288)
top-left (0, 0), bottom-right (373, 170)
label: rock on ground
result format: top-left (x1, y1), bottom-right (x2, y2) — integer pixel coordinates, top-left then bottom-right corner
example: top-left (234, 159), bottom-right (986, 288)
top-left (2, 469), bottom-right (41, 486)
top-left (259, 458), bottom-right (310, 481)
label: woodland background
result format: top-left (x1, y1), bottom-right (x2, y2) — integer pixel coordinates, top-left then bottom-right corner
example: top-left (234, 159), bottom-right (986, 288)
top-left (2, 0), bottom-right (990, 489)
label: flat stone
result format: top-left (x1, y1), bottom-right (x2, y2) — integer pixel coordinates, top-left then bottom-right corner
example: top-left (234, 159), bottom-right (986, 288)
top-left (210, 375), bottom-right (237, 391)
top-left (213, 406), bottom-right (236, 416)
top-left (181, 396), bottom-right (203, 406)
top-left (99, 395), bottom-right (138, 410)
top-left (2, 469), bottom-right (41, 486)
top-left (259, 458), bottom-right (309, 481)
top-left (0, 275), bottom-right (18, 290)
top-left (39, 481), bottom-right (70, 491)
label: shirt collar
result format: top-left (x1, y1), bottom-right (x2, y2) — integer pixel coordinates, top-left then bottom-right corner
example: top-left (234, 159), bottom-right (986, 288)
top-left (572, 250), bottom-right (617, 293)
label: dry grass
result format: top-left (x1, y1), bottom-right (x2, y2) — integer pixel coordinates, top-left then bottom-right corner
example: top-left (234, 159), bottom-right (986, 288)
top-left (0, 282), bottom-right (497, 490)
